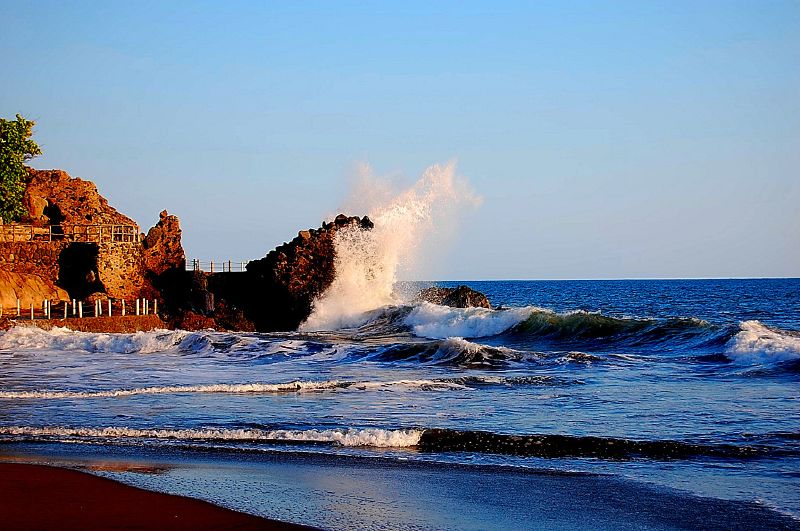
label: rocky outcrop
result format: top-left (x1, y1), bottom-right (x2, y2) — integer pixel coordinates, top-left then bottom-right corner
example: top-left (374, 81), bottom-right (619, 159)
top-left (241, 214), bottom-right (374, 330)
top-left (163, 214), bottom-right (374, 331)
top-left (415, 285), bottom-right (492, 309)
top-left (1, 168), bottom-right (185, 305)
top-left (0, 270), bottom-right (69, 308)
top-left (23, 169), bottom-right (135, 227)
top-left (143, 210), bottom-right (185, 275)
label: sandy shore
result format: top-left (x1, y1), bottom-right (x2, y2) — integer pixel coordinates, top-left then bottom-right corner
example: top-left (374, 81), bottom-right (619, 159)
top-left (0, 463), bottom-right (312, 530)
top-left (3, 443), bottom-right (797, 530)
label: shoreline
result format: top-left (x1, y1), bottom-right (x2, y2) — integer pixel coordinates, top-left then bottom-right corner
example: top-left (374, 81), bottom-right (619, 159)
top-left (0, 462), bottom-right (312, 530)
top-left (3, 441), bottom-right (798, 530)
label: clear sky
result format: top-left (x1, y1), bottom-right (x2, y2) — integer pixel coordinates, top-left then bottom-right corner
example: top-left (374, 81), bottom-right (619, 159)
top-left (1, 1), bottom-right (798, 280)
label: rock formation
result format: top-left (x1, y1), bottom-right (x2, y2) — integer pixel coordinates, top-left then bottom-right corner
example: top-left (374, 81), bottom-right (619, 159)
top-left (195, 214), bottom-right (374, 331)
top-left (1, 168), bottom-right (185, 306)
top-left (143, 210), bottom-right (185, 275)
top-left (415, 285), bottom-right (492, 309)
top-left (0, 270), bottom-right (69, 309)
top-left (23, 169), bottom-right (135, 227)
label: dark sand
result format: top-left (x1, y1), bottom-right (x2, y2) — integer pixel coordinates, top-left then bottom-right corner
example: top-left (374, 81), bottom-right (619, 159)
top-left (0, 463), bottom-right (312, 530)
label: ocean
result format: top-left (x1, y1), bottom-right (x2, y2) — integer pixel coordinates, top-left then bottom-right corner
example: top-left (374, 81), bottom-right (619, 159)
top-left (1, 278), bottom-right (798, 529)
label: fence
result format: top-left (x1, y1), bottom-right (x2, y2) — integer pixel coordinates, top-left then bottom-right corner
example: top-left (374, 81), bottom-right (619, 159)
top-left (0, 223), bottom-right (140, 243)
top-left (187, 259), bottom-right (251, 273)
top-left (0, 297), bottom-right (158, 321)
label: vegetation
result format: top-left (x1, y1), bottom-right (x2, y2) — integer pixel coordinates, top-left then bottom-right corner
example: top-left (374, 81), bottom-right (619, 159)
top-left (0, 114), bottom-right (42, 222)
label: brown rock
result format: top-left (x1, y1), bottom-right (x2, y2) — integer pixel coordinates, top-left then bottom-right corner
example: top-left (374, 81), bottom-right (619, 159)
top-left (23, 169), bottom-right (136, 227)
top-left (142, 210), bottom-right (185, 276)
top-left (415, 285), bottom-right (492, 309)
top-left (0, 270), bottom-right (70, 308)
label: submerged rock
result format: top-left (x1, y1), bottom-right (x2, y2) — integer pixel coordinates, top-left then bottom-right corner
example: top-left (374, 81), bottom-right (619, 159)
top-left (415, 285), bottom-right (492, 309)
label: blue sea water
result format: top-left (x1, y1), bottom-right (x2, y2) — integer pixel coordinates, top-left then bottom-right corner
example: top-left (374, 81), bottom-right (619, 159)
top-left (0, 278), bottom-right (798, 523)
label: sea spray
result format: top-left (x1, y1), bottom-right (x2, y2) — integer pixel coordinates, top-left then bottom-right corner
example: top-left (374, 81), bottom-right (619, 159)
top-left (301, 162), bottom-right (480, 330)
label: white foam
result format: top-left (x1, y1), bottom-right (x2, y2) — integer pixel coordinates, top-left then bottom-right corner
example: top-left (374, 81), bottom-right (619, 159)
top-left (0, 326), bottom-right (204, 355)
top-left (0, 379), bottom-right (471, 399)
top-left (0, 426), bottom-right (423, 448)
top-left (301, 162), bottom-right (481, 331)
top-left (403, 302), bottom-right (537, 339)
top-left (433, 337), bottom-right (536, 363)
top-left (725, 320), bottom-right (800, 364)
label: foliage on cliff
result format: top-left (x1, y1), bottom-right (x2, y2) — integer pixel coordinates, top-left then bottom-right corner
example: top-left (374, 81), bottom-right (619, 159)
top-left (0, 115), bottom-right (42, 222)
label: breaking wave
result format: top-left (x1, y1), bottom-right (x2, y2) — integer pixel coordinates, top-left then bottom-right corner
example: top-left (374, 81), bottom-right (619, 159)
top-left (2, 425), bottom-right (795, 460)
top-left (724, 321), bottom-right (800, 364)
top-left (403, 303), bottom-right (536, 339)
top-left (302, 162), bottom-right (481, 331)
top-left (0, 426), bottom-right (423, 448)
top-left (0, 326), bottom-right (208, 355)
top-left (0, 375), bottom-right (573, 400)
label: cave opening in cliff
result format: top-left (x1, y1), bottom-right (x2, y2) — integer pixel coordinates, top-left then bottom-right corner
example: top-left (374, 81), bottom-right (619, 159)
top-left (58, 243), bottom-right (105, 299)
top-left (43, 203), bottom-right (65, 239)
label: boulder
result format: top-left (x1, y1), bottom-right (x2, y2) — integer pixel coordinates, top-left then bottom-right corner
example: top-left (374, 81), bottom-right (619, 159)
top-left (415, 285), bottom-right (492, 309)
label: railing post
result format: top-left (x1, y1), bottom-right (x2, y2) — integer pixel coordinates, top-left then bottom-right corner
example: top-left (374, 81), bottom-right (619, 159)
top-left (136, 299), bottom-right (140, 316)
top-left (78, 301), bottom-right (83, 318)
top-left (17, 298), bottom-right (20, 317)
top-left (30, 303), bottom-right (34, 320)
top-left (64, 302), bottom-right (68, 319)
top-left (108, 299), bottom-right (112, 317)
top-left (122, 300), bottom-right (126, 317)
top-left (153, 299), bottom-right (157, 315)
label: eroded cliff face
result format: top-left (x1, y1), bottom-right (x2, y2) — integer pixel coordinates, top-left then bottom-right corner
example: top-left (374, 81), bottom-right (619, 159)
top-left (0, 270), bottom-right (69, 309)
top-left (23, 169), bottom-right (135, 227)
top-left (1, 169), bottom-right (185, 304)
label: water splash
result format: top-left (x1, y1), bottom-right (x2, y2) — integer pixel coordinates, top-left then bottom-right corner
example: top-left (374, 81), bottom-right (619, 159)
top-left (301, 162), bottom-right (480, 330)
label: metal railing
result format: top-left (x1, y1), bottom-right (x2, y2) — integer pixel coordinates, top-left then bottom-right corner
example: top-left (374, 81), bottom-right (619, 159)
top-left (187, 259), bottom-right (252, 273)
top-left (0, 223), bottom-right (140, 243)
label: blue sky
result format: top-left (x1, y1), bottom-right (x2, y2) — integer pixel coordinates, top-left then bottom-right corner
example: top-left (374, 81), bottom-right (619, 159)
top-left (1, 1), bottom-right (798, 279)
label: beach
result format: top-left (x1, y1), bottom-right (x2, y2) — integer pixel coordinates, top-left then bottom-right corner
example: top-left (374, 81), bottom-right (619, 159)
top-left (0, 462), bottom-right (309, 530)
top-left (2, 443), bottom-right (797, 530)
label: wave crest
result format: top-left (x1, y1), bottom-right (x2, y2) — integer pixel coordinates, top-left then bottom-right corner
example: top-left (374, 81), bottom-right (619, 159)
top-left (0, 426), bottom-right (422, 448)
top-left (725, 321), bottom-right (800, 364)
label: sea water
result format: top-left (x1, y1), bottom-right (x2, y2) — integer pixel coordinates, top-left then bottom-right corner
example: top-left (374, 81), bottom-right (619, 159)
top-left (0, 278), bottom-right (798, 522)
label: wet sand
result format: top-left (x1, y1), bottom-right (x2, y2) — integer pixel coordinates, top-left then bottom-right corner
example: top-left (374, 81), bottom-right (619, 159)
top-left (0, 463), bottom-right (312, 530)
top-left (2, 443), bottom-right (798, 530)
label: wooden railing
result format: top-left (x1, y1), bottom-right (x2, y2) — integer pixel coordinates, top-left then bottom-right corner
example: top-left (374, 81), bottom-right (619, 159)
top-left (0, 224), bottom-right (140, 243)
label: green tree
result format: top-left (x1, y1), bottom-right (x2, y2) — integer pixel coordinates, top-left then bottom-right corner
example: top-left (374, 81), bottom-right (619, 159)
top-left (0, 114), bottom-right (42, 222)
